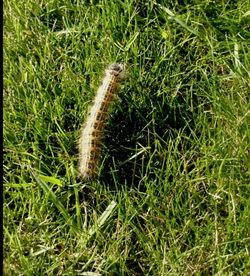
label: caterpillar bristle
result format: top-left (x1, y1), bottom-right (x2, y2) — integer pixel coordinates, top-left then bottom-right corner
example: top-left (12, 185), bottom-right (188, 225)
top-left (78, 63), bottom-right (126, 179)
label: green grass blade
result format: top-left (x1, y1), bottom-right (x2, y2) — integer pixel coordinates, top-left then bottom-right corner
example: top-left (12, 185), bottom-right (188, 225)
top-left (32, 171), bottom-right (77, 231)
top-left (87, 201), bottom-right (117, 239)
top-left (157, 3), bottom-right (200, 37)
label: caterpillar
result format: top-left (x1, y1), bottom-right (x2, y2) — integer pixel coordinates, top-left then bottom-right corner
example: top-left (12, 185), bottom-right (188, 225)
top-left (78, 63), bottom-right (126, 179)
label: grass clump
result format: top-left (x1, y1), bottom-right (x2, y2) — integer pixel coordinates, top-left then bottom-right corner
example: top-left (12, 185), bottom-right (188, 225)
top-left (4, 0), bottom-right (250, 274)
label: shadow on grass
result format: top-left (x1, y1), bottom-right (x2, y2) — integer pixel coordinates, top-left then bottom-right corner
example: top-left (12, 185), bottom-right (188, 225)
top-left (99, 76), bottom-right (202, 189)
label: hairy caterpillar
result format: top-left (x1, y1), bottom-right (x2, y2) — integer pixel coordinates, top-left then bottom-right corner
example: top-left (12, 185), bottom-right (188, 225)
top-left (78, 63), bottom-right (126, 179)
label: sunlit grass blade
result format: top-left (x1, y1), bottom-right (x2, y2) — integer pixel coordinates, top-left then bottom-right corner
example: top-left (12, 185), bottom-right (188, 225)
top-left (87, 200), bottom-right (117, 240)
top-left (32, 171), bottom-right (77, 231)
top-left (157, 3), bottom-right (201, 37)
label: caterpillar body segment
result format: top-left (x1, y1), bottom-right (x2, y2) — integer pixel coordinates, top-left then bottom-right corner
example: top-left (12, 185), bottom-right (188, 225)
top-left (78, 63), bottom-right (126, 179)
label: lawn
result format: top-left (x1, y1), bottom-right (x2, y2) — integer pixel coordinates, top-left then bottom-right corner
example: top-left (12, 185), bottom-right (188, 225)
top-left (4, 0), bottom-right (250, 274)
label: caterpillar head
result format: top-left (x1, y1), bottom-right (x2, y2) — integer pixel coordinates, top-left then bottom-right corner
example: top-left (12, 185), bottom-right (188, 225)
top-left (107, 63), bottom-right (126, 79)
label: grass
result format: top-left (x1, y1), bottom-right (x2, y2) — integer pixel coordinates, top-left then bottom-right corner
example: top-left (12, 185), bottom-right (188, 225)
top-left (3, 0), bottom-right (250, 274)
